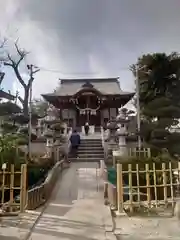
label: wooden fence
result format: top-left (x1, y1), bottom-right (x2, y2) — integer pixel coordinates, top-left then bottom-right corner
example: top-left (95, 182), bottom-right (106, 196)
top-left (103, 148), bottom-right (180, 214)
top-left (116, 161), bottom-right (180, 214)
top-left (0, 144), bottom-right (67, 215)
top-left (113, 147), bottom-right (151, 167)
top-left (0, 164), bottom-right (27, 215)
top-left (128, 147), bottom-right (151, 158)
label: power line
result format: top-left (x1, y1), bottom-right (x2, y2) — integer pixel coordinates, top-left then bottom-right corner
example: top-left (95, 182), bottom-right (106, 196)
top-left (34, 65), bottom-right (131, 76)
top-left (36, 66), bottom-right (100, 75)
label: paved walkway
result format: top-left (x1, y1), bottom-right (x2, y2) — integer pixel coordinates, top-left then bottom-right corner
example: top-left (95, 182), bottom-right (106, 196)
top-left (0, 162), bottom-right (114, 240)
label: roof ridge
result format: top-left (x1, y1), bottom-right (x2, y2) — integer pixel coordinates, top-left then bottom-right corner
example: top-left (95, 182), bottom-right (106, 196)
top-left (60, 77), bottom-right (119, 84)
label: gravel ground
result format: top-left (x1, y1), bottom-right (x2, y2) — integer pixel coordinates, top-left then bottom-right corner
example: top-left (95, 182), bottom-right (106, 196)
top-left (114, 215), bottom-right (180, 240)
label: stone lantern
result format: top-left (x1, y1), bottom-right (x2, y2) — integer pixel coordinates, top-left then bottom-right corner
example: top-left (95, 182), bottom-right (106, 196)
top-left (115, 110), bottom-right (130, 157)
top-left (43, 105), bottom-right (58, 157)
top-left (46, 105), bottom-right (58, 121)
top-left (106, 117), bottom-right (119, 143)
top-left (44, 128), bottom-right (54, 157)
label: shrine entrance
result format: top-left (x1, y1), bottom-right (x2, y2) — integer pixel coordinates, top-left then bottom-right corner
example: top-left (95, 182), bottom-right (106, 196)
top-left (74, 88), bottom-right (101, 127)
top-left (76, 109), bottom-right (101, 127)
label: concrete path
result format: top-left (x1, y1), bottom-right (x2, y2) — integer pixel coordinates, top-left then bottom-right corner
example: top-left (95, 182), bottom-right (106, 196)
top-left (0, 162), bottom-right (114, 240)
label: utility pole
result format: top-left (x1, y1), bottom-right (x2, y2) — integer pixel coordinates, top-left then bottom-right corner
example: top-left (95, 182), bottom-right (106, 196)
top-left (136, 65), bottom-right (142, 149)
top-left (27, 64), bottom-right (40, 159)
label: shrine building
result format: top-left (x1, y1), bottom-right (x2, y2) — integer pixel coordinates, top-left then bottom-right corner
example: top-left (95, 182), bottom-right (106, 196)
top-left (42, 78), bottom-right (134, 130)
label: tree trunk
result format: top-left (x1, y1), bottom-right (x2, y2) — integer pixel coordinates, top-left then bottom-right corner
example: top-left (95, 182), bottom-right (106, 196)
top-left (23, 87), bottom-right (29, 116)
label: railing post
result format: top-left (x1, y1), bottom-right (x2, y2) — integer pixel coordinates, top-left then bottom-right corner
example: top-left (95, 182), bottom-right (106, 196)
top-left (20, 164), bottom-right (27, 213)
top-left (116, 163), bottom-right (124, 215)
top-left (9, 164), bottom-right (14, 212)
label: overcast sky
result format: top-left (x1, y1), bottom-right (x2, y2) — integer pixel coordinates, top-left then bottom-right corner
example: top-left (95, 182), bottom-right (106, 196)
top-left (0, 0), bottom-right (180, 100)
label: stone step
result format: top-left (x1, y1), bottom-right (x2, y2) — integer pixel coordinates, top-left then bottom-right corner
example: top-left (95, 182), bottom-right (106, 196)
top-left (69, 154), bottom-right (104, 159)
top-left (79, 145), bottom-right (103, 149)
top-left (80, 140), bottom-right (102, 142)
top-left (79, 146), bottom-right (102, 149)
top-left (80, 142), bottom-right (102, 146)
top-left (69, 158), bottom-right (101, 162)
top-left (77, 149), bottom-right (104, 154)
top-left (78, 148), bottom-right (104, 153)
top-left (78, 145), bottom-right (103, 148)
top-left (80, 144), bottom-right (102, 147)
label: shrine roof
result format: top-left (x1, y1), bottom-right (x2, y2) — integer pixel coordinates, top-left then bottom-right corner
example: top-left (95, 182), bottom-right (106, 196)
top-left (43, 77), bottom-right (134, 97)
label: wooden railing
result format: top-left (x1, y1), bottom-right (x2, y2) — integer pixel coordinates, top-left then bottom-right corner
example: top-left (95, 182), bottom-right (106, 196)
top-left (128, 147), bottom-right (151, 158)
top-left (27, 132), bottom-right (72, 210)
top-left (27, 185), bottom-right (45, 210)
top-left (27, 160), bottom-right (64, 210)
top-left (112, 147), bottom-right (151, 167)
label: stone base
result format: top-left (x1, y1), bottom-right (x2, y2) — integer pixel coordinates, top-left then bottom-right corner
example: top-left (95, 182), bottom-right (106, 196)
top-left (115, 210), bottom-right (127, 217)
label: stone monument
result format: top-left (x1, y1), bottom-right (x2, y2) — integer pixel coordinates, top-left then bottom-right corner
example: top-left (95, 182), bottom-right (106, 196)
top-left (111, 109), bottom-right (130, 160)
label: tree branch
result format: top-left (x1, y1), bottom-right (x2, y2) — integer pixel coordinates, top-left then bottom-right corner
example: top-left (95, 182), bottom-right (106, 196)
top-left (18, 96), bottom-right (24, 104)
top-left (32, 69), bottom-right (40, 75)
top-left (14, 42), bottom-right (29, 67)
top-left (0, 72), bottom-right (5, 85)
top-left (27, 77), bottom-right (34, 89)
top-left (27, 67), bottom-right (40, 88)
top-left (0, 38), bottom-right (7, 49)
top-left (5, 59), bottom-right (27, 88)
top-left (4, 43), bottom-right (29, 89)
top-left (4, 53), bottom-right (15, 66)
top-left (14, 66), bottom-right (27, 88)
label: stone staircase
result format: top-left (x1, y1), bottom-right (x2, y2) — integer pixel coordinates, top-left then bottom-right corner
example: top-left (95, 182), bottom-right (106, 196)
top-left (68, 139), bottom-right (104, 162)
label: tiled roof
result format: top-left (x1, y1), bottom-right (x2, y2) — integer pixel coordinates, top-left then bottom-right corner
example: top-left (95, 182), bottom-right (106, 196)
top-left (45, 78), bottom-right (133, 96)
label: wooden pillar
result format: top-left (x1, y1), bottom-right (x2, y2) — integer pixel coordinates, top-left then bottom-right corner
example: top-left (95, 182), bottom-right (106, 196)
top-left (74, 109), bottom-right (77, 128)
top-left (100, 110), bottom-right (103, 126)
top-left (108, 108), bottom-right (110, 120)
top-left (59, 109), bottom-right (62, 119)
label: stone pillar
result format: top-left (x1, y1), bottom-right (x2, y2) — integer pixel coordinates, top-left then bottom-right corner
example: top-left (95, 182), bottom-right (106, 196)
top-left (116, 127), bottom-right (128, 156)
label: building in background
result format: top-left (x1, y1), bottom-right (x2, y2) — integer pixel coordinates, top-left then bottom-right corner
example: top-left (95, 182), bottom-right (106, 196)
top-left (42, 78), bottom-right (134, 131)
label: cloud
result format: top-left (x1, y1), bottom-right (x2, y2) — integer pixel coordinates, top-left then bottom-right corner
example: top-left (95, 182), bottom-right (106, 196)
top-left (1, 0), bottom-right (180, 98)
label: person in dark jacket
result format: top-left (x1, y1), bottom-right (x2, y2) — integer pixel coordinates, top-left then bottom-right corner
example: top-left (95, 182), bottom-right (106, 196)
top-left (84, 122), bottom-right (89, 135)
top-left (70, 130), bottom-right (81, 158)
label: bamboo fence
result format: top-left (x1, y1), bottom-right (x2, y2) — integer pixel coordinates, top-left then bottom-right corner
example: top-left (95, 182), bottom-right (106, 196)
top-left (114, 148), bottom-right (180, 213)
top-left (0, 164), bottom-right (27, 215)
top-left (116, 161), bottom-right (180, 213)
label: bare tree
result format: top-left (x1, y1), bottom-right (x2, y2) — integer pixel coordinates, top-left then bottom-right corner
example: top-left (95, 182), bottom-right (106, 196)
top-left (0, 38), bottom-right (7, 86)
top-left (3, 42), bottom-right (40, 116)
